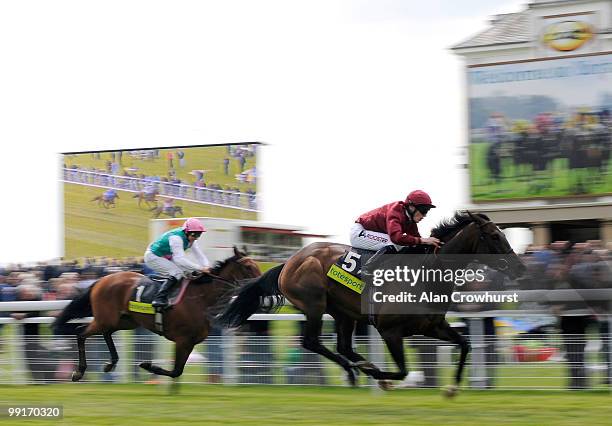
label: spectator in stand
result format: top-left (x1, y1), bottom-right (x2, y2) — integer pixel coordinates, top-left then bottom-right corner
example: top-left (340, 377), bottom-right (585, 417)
top-left (2, 272), bottom-right (21, 302)
top-left (223, 158), bottom-right (230, 175)
top-left (0, 275), bottom-right (7, 337)
top-left (0, 274), bottom-right (8, 301)
top-left (177, 150), bottom-right (185, 168)
top-left (13, 279), bottom-right (53, 383)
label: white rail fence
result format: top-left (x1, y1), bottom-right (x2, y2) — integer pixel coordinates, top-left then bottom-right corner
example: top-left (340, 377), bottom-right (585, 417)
top-left (1, 296), bottom-right (611, 390)
top-left (62, 168), bottom-right (258, 212)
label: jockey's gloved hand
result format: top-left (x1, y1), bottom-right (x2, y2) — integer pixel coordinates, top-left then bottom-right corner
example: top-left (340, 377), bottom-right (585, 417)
top-left (421, 237), bottom-right (443, 248)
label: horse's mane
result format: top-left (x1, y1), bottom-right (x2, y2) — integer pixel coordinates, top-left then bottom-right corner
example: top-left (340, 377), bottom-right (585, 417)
top-left (430, 211), bottom-right (490, 240)
top-left (209, 254), bottom-right (243, 276)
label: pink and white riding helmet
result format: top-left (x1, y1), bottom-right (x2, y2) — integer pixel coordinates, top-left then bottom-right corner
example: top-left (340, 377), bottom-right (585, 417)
top-left (182, 218), bottom-right (206, 232)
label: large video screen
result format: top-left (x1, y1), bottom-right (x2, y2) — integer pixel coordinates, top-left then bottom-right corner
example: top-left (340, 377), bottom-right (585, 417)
top-left (468, 53), bottom-right (612, 202)
top-left (62, 143), bottom-right (259, 259)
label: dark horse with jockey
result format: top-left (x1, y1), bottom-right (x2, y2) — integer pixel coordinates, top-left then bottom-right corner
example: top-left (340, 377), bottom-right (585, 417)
top-left (219, 191), bottom-right (525, 396)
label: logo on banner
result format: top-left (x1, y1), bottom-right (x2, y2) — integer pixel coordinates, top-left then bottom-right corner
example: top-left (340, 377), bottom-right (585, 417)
top-left (542, 20), bottom-right (593, 52)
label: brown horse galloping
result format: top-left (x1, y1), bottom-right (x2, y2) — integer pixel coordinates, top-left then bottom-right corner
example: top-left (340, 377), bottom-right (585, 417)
top-left (91, 193), bottom-right (119, 209)
top-left (54, 247), bottom-right (260, 381)
top-left (219, 212), bottom-right (525, 395)
top-left (133, 190), bottom-right (159, 208)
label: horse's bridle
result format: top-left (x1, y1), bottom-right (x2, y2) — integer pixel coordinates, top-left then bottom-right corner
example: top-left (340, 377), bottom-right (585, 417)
top-left (474, 220), bottom-right (514, 271)
top-left (202, 257), bottom-right (258, 286)
top-left (433, 220), bottom-right (513, 270)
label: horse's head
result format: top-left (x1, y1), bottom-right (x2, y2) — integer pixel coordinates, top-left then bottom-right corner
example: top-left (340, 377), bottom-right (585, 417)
top-left (433, 211), bottom-right (526, 279)
top-left (465, 212), bottom-right (526, 279)
top-left (208, 246), bottom-right (261, 281)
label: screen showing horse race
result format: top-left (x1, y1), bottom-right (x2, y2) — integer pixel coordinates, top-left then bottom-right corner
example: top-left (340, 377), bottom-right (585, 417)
top-left (61, 143), bottom-right (259, 259)
top-left (467, 53), bottom-right (612, 202)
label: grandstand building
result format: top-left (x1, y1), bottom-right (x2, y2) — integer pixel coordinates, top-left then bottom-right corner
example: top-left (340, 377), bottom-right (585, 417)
top-left (453, 0), bottom-right (612, 245)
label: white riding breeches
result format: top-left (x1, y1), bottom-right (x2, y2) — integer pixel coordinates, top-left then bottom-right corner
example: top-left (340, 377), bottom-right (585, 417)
top-left (144, 250), bottom-right (189, 279)
top-left (350, 223), bottom-right (401, 251)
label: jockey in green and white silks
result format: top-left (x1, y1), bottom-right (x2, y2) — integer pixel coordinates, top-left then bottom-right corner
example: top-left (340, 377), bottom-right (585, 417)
top-left (144, 218), bottom-right (210, 310)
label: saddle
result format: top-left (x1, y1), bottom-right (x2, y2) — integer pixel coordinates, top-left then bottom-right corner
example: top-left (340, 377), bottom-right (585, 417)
top-left (128, 275), bottom-right (190, 315)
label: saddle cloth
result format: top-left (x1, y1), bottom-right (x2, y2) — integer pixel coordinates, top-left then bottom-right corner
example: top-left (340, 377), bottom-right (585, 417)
top-left (128, 276), bottom-right (185, 314)
top-left (326, 248), bottom-right (375, 294)
top-left (326, 246), bottom-right (435, 295)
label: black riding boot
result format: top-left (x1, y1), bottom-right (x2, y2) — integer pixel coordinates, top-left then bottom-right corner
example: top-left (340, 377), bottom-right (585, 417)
top-left (363, 245), bottom-right (398, 273)
top-left (152, 276), bottom-right (179, 310)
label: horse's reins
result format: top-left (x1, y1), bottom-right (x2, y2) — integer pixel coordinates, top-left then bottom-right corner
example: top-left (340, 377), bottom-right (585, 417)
top-left (200, 272), bottom-right (237, 286)
top-left (197, 258), bottom-right (255, 286)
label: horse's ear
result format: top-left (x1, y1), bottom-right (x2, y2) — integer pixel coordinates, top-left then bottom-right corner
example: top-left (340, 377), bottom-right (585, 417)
top-left (233, 246), bottom-right (245, 257)
top-left (468, 211), bottom-right (487, 225)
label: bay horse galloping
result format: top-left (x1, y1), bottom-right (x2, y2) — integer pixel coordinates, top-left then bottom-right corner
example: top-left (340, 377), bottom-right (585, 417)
top-left (91, 191), bottom-right (119, 209)
top-left (133, 190), bottom-right (159, 208)
top-left (219, 212), bottom-right (525, 395)
top-left (54, 247), bottom-right (260, 381)
top-left (151, 205), bottom-right (184, 218)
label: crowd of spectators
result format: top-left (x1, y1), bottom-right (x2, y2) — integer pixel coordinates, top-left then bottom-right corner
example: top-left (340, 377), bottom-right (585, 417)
top-left (516, 240), bottom-right (612, 292)
top-left (0, 257), bottom-right (146, 304)
top-left (452, 240), bottom-right (612, 389)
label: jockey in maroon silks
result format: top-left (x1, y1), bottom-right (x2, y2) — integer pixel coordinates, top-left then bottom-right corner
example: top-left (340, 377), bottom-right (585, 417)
top-left (350, 190), bottom-right (442, 267)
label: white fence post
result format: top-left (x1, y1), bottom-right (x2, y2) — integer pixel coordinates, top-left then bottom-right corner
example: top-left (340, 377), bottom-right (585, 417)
top-left (13, 323), bottom-right (27, 385)
top-left (468, 318), bottom-right (487, 389)
top-left (222, 329), bottom-right (238, 385)
top-left (368, 325), bottom-right (385, 393)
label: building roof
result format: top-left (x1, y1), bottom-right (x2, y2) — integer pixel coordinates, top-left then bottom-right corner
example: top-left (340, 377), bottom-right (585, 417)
top-left (452, 12), bottom-right (531, 50)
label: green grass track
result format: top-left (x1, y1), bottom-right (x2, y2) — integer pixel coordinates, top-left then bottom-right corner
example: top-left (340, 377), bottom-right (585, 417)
top-left (0, 384), bottom-right (610, 425)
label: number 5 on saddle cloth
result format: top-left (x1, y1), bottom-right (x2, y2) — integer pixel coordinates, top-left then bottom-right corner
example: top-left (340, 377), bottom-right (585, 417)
top-left (326, 246), bottom-right (432, 295)
top-left (326, 249), bottom-right (375, 295)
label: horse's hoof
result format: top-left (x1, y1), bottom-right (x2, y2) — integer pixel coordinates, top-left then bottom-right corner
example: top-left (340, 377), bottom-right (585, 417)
top-left (71, 371), bottom-right (83, 382)
top-left (104, 362), bottom-right (116, 373)
top-left (443, 384), bottom-right (458, 398)
top-left (139, 362), bottom-right (152, 372)
top-left (378, 380), bottom-right (393, 391)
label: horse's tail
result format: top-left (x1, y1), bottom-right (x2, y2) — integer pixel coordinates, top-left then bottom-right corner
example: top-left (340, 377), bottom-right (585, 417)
top-left (52, 283), bottom-right (96, 334)
top-left (217, 264), bottom-right (285, 328)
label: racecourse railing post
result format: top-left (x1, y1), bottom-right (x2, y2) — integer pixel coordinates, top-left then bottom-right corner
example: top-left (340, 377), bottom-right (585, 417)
top-left (368, 325), bottom-right (384, 393)
top-left (117, 330), bottom-right (128, 383)
top-left (222, 329), bottom-right (238, 385)
top-left (608, 309), bottom-right (612, 393)
top-left (468, 318), bottom-right (487, 389)
top-left (12, 323), bottom-right (27, 385)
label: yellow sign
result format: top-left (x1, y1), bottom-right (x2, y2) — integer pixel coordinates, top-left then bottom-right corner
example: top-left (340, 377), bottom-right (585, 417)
top-left (128, 301), bottom-right (155, 314)
top-left (327, 264), bottom-right (365, 294)
top-left (542, 21), bottom-right (593, 52)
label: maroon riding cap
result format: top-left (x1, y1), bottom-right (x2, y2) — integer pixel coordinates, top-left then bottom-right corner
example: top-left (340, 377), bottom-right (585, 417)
top-left (405, 190), bottom-right (435, 208)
